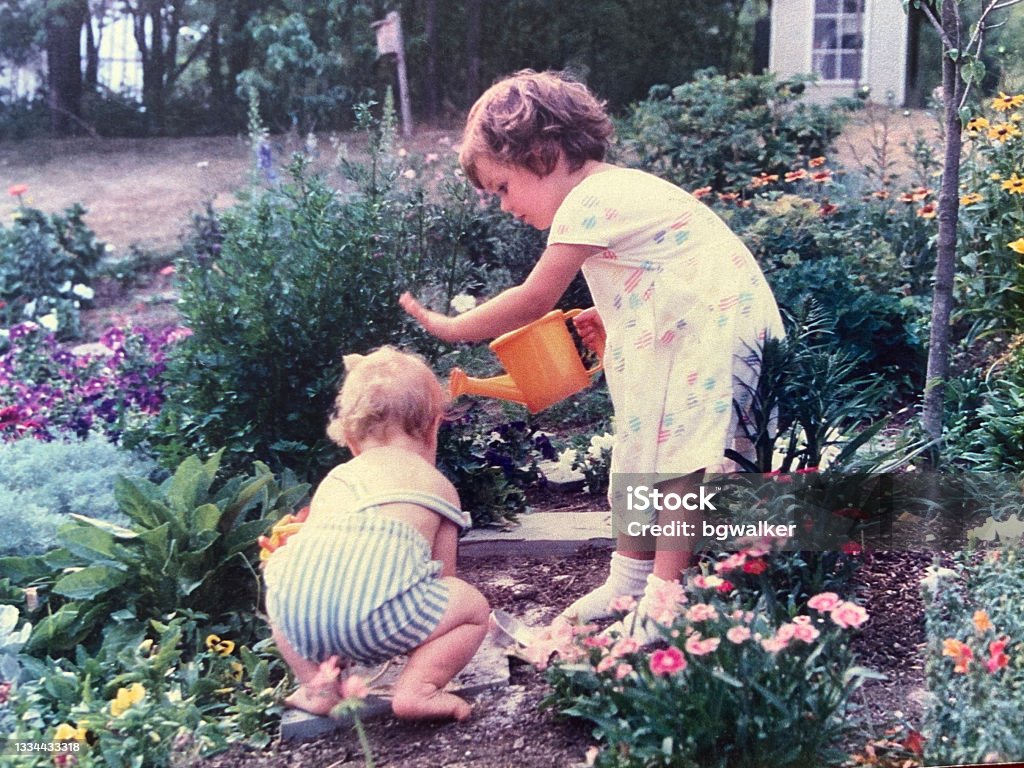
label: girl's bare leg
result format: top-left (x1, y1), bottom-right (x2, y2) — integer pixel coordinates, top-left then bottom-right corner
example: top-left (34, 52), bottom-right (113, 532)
top-left (273, 625), bottom-right (346, 715)
top-left (391, 578), bottom-right (489, 721)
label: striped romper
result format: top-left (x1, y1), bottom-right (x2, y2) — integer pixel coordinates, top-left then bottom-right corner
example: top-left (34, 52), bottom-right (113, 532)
top-left (264, 470), bottom-right (471, 666)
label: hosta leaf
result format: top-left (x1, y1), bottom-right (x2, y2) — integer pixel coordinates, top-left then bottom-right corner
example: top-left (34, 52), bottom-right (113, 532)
top-left (54, 564), bottom-right (128, 600)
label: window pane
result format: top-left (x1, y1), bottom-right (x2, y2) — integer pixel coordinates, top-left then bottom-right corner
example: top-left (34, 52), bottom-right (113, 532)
top-left (813, 52), bottom-right (837, 80)
top-left (814, 19), bottom-right (838, 50)
top-left (840, 52), bottom-right (862, 79)
top-left (842, 0), bottom-right (864, 12)
top-left (839, 18), bottom-right (862, 50)
top-left (816, 0), bottom-right (839, 12)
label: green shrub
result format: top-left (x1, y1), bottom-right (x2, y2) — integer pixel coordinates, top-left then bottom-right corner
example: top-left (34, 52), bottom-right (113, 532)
top-left (0, 436), bottom-right (157, 556)
top-left (921, 548), bottom-right (1024, 765)
top-left (618, 69), bottom-right (852, 194)
top-left (0, 201), bottom-right (106, 339)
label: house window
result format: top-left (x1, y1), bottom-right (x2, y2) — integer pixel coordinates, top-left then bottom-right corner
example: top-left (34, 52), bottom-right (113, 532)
top-left (812, 0), bottom-right (864, 81)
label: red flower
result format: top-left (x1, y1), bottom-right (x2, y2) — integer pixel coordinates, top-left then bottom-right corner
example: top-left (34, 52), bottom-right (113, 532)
top-left (7, 183), bottom-right (28, 197)
top-left (717, 580), bottom-right (734, 594)
top-left (0, 405), bottom-right (22, 427)
top-left (902, 730), bottom-right (925, 756)
top-left (742, 558), bottom-right (768, 575)
top-left (986, 637), bottom-right (1010, 673)
top-left (819, 202), bottom-right (839, 217)
top-left (785, 169), bottom-right (808, 183)
top-left (841, 541), bottom-right (863, 555)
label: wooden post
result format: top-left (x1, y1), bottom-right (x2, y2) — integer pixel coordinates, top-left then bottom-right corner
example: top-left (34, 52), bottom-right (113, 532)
top-left (372, 11), bottom-right (413, 137)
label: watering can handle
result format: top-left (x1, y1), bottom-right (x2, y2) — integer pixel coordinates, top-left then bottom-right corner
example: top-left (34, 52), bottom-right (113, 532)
top-left (563, 308), bottom-right (604, 376)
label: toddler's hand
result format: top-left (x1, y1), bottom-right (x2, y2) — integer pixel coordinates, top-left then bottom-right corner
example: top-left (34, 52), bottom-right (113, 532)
top-left (572, 307), bottom-right (606, 359)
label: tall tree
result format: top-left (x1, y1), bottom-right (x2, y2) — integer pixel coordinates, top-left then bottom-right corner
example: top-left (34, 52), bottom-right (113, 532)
top-left (908, 0), bottom-right (1024, 454)
top-left (44, 0), bottom-right (88, 135)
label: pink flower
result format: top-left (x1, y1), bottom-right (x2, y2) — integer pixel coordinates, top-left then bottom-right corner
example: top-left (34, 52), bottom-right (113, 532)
top-left (584, 635), bottom-right (611, 648)
top-left (726, 625), bottom-right (751, 644)
top-left (690, 574), bottom-right (723, 590)
top-left (8, 184), bottom-right (28, 197)
top-left (596, 654), bottom-right (617, 673)
top-left (760, 636), bottom-right (788, 653)
top-left (649, 646), bottom-right (687, 675)
top-left (714, 552), bottom-right (747, 574)
top-left (684, 633), bottom-right (721, 656)
top-left (341, 674), bottom-right (369, 700)
top-left (717, 580), bottom-right (734, 594)
top-left (807, 592), bottom-right (841, 612)
top-left (792, 623), bottom-right (820, 643)
top-left (775, 623), bottom-right (797, 643)
top-left (829, 601), bottom-right (869, 629)
top-left (158, 264), bottom-right (176, 276)
top-left (686, 603), bottom-right (719, 623)
top-left (611, 638), bottom-right (639, 658)
top-left (986, 638), bottom-right (1010, 674)
top-left (645, 578), bottom-right (687, 625)
top-left (742, 558), bottom-right (768, 575)
top-left (792, 615), bottom-right (812, 625)
top-left (607, 594), bottom-right (638, 614)
top-left (614, 663), bottom-right (634, 680)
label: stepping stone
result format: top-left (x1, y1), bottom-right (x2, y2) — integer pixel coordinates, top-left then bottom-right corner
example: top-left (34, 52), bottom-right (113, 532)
top-left (537, 459), bottom-right (586, 491)
top-left (461, 509), bottom-right (613, 557)
top-left (280, 627), bottom-right (512, 742)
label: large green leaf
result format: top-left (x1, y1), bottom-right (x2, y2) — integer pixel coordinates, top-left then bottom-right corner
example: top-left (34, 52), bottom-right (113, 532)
top-left (53, 565), bottom-right (128, 600)
top-left (56, 522), bottom-right (130, 568)
top-left (165, 454), bottom-right (212, 513)
top-left (0, 555), bottom-right (53, 584)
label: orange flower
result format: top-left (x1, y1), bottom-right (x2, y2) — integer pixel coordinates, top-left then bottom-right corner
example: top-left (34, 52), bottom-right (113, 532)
top-left (7, 184), bottom-right (28, 197)
top-left (784, 168), bottom-right (808, 183)
top-left (988, 122), bottom-right (1022, 142)
top-left (960, 192), bottom-right (984, 205)
top-left (717, 192), bottom-right (740, 204)
top-left (917, 202), bottom-right (938, 219)
top-left (749, 172), bottom-right (778, 189)
top-left (872, 189), bottom-right (891, 200)
top-left (911, 187), bottom-right (932, 201)
top-left (973, 610), bottom-right (993, 633)
top-left (992, 91), bottom-right (1024, 112)
top-left (808, 156), bottom-right (827, 167)
top-left (692, 186), bottom-right (712, 199)
top-left (942, 638), bottom-right (973, 673)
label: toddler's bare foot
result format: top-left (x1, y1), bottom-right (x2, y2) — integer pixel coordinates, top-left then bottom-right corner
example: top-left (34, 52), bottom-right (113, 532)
top-left (392, 683), bottom-right (472, 722)
top-left (284, 656), bottom-right (344, 716)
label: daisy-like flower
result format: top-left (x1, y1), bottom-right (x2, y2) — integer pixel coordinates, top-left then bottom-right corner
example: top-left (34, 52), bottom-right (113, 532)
top-left (987, 122), bottom-right (1022, 142)
top-left (1001, 173), bottom-right (1024, 194)
top-left (917, 202), bottom-right (938, 219)
top-left (784, 168), bottom-right (808, 183)
top-left (808, 156), bottom-right (827, 167)
top-left (960, 192), bottom-right (984, 205)
top-left (749, 172), bottom-right (779, 189)
top-left (991, 91), bottom-right (1024, 112)
top-left (966, 116), bottom-right (990, 132)
top-left (810, 170), bottom-right (832, 183)
top-left (1009, 238), bottom-right (1024, 254)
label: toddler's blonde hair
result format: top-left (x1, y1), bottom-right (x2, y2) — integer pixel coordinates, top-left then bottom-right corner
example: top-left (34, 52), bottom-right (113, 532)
top-left (327, 346), bottom-right (448, 447)
top-left (459, 69), bottom-right (613, 189)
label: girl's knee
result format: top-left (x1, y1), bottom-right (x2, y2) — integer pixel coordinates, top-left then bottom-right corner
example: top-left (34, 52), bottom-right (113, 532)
top-left (445, 578), bottom-right (489, 623)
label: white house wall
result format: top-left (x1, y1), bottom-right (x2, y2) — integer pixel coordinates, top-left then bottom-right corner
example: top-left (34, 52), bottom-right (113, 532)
top-left (770, 0), bottom-right (909, 105)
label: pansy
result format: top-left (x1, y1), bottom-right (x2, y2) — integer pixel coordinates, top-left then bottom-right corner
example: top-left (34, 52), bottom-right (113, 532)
top-left (110, 682), bottom-right (146, 717)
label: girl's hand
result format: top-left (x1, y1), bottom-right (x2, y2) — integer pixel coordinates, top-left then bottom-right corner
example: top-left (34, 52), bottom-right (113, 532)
top-left (400, 292), bottom-right (456, 341)
top-left (572, 307), bottom-right (606, 359)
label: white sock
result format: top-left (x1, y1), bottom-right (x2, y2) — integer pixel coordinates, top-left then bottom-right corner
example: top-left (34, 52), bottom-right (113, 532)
top-left (560, 553), bottom-right (654, 623)
top-left (600, 574), bottom-right (673, 645)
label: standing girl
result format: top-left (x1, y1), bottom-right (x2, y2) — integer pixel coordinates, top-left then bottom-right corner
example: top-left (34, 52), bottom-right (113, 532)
top-left (401, 70), bottom-right (782, 641)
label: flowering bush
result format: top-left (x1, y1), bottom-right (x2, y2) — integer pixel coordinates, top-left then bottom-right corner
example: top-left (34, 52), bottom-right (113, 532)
top-left (0, 321), bottom-right (185, 442)
top-left (1, 190), bottom-right (106, 339)
top-left (542, 572), bottom-right (877, 767)
top-left (920, 548), bottom-right (1024, 765)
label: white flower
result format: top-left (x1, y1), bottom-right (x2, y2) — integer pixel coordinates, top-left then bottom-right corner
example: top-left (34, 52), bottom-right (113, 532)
top-left (488, 431), bottom-right (505, 444)
top-left (195, 160), bottom-right (210, 169)
top-left (39, 312), bottom-right (59, 331)
top-left (557, 447), bottom-right (578, 472)
top-left (425, 153), bottom-right (440, 164)
top-left (58, 281), bottom-right (72, 293)
top-left (920, 565), bottom-right (957, 594)
top-left (23, 300), bottom-right (36, 317)
top-left (397, 147), bottom-right (408, 157)
top-left (105, 243), bottom-right (116, 252)
top-left (402, 168), bottom-right (417, 180)
top-left (72, 283), bottom-right (94, 300)
top-left (450, 293), bottom-right (477, 314)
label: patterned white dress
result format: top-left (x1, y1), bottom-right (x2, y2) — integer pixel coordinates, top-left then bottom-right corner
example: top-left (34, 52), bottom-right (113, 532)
top-left (548, 168), bottom-right (783, 513)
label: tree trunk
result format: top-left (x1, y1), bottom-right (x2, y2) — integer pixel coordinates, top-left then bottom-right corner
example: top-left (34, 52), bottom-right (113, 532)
top-left (921, 0), bottom-right (963, 450)
top-left (465, 0), bottom-right (482, 104)
top-left (45, 0), bottom-right (87, 135)
top-left (423, 0), bottom-right (439, 123)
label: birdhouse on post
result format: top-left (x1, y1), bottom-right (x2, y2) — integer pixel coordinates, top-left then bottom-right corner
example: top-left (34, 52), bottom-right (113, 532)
top-left (372, 11), bottom-right (413, 137)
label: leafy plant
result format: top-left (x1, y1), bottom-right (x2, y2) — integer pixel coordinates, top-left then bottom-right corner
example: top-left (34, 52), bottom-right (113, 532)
top-left (0, 198), bottom-right (106, 339)
top-left (541, 571), bottom-right (878, 767)
top-left (2, 451), bottom-right (307, 655)
top-left (619, 69), bottom-right (852, 194)
top-left (0, 435), bottom-right (157, 556)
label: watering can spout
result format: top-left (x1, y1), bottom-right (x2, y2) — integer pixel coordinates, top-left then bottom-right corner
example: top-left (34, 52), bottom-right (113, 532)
top-left (448, 367), bottom-right (527, 407)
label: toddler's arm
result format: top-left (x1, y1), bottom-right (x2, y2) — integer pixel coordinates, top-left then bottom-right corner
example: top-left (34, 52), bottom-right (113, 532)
top-left (400, 242), bottom-right (603, 342)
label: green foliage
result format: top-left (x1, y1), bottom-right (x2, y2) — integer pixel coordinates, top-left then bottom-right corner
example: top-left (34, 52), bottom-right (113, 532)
top-left (921, 548), bottom-right (1024, 765)
top-left (0, 202), bottom-right (105, 339)
top-left (0, 436), bottom-right (157, 556)
top-left (2, 451), bottom-right (307, 655)
top-left (619, 70), bottom-right (852, 193)
top-left (543, 571), bottom-right (878, 767)
top-left (9, 614), bottom-right (287, 766)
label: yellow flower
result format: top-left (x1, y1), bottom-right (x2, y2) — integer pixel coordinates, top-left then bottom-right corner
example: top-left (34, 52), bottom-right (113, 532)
top-left (966, 116), bottom-right (990, 131)
top-left (53, 723), bottom-right (88, 742)
top-left (987, 122), bottom-right (1023, 142)
top-left (230, 661), bottom-right (245, 681)
top-left (960, 192), bottom-right (984, 205)
top-left (1002, 174), bottom-right (1024, 194)
top-left (991, 172), bottom-right (1003, 181)
top-left (205, 633), bottom-right (235, 656)
top-left (992, 91), bottom-right (1024, 112)
top-left (1009, 238), bottom-right (1024, 254)
top-left (110, 682), bottom-right (146, 717)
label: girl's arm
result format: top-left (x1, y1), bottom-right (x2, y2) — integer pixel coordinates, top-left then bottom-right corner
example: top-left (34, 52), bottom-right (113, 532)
top-left (400, 242), bottom-right (604, 343)
top-left (431, 519), bottom-right (459, 577)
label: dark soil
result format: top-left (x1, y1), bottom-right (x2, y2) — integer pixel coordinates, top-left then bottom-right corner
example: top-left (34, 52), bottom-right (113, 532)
top-left (196, 533), bottom-right (932, 768)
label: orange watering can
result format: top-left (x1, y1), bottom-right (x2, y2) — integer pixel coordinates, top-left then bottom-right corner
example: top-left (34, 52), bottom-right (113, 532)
top-left (448, 308), bottom-right (602, 413)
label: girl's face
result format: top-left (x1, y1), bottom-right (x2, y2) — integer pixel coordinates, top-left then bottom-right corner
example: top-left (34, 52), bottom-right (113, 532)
top-left (473, 155), bottom-right (574, 230)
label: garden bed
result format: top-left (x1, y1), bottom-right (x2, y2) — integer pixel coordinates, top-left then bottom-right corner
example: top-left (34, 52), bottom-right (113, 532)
top-left (195, 539), bottom-right (932, 768)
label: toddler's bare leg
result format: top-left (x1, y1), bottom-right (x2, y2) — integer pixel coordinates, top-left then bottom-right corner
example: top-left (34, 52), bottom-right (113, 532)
top-left (273, 625), bottom-right (346, 715)
top-left (391, 578), bottom-right (489, 721)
